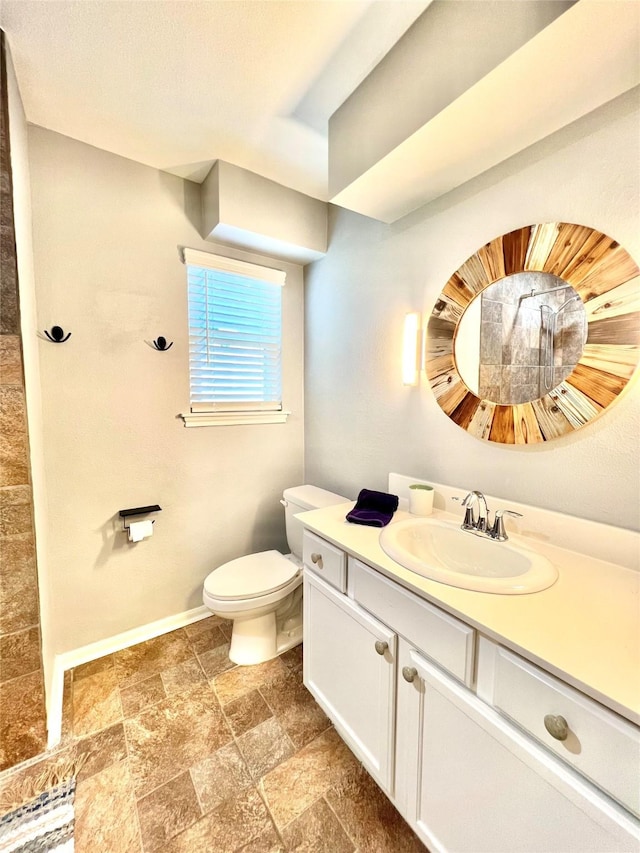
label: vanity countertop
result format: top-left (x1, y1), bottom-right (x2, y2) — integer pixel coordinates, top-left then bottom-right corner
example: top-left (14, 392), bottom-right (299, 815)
top-left (300, 502), bottom-right (640, 726)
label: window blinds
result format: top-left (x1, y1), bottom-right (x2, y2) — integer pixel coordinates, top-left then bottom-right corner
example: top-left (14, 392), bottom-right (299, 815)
top-left (184, 249), bottom-right (285, 412)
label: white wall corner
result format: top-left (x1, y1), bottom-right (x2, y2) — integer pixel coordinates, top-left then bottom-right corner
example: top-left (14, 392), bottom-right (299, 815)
top-left (5, 40), bottom-right (58, 729)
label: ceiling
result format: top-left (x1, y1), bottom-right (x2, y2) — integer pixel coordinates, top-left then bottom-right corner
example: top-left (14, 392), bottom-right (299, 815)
top-left (0, 0), bottom-right (430, 199)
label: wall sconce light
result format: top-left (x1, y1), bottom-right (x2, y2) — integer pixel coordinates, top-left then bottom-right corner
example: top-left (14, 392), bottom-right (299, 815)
top-left (402, 312), bottom-right (422, 386)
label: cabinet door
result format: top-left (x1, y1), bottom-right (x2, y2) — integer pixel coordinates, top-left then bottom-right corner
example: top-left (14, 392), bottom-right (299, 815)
top-left (303, 570), bottom-right (396, 794)
top-left (396, 640), bottom-right (639, 853)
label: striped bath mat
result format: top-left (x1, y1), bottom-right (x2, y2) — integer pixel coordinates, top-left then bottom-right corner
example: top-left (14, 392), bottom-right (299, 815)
top-left (0, 773), bottom-right (78, 852)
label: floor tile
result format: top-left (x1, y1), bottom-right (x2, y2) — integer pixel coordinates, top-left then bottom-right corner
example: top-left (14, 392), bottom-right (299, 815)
top-left (235, 825), bottom-right (284, 852)
top-left (125, 683), bottom-right (232, 799)
top-left (161, 657), bottom-right (206, 695)
top-left (73, 654), bottom-right (114, 682)
top-left (223, 689), bottom-right (273, 737)
top-left (279, 644), bottom-right (303, 674)
top-left (236, 717), bottom-right (296, 780)
top-left (189, 742), bottom-right (252, 814)
top-left (260, 727), bottom-right (360, 829)
top-left (325, 765), bottom-right (426, 852)
top-left (184, 615), bottom-right (226, 637)
top-left (213, 657), bottom-right (287, 706)
top-left (121, 674), bottom-right (166, 717)
top-left (187, 622), bottom-right (228, 656)
top-left (198, 643), bottom-right (235, 678)
top-left (72, 665), bottom-right (122, 737)
top-left (75, 721), bottom-right (128, 782)
top-left (136, 770), bottom-right (202, 853)
top-left (164, 787), bottom-right (272, 853)
top-left (259, 671), bottom-right (330, 749)
top-left (30, 628), bottom-right (425, 851)
top-left (113, 631), bottom-right (194, 689)
top-left (281, 798), bottom-right (355, 852)
top-left (74, 759), bottom-right (142, 853)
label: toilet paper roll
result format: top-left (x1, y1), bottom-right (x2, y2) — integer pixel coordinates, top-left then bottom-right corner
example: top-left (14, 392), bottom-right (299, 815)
top-left (128, 519), bottom-right (153, 542)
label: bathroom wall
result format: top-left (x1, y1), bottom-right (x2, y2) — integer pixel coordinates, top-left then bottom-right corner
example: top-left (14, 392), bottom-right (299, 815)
top-left (0, 34), bottom-right (47, 768)
top-left (26, 127), bottom-right (305, 656)
top-left (305, 88), bottom-right (640, 531)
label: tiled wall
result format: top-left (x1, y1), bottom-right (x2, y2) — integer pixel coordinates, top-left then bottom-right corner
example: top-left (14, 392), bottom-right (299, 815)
top-left (0, 33), bottom-right (47, 771)
top-left (478, 272), bottom-right (587, 404)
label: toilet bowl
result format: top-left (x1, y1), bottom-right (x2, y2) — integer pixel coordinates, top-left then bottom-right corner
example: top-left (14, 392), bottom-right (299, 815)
top-left (202, 485), bottom-right (346, 665)
top-left (203, 550), bottom-right (303, 665)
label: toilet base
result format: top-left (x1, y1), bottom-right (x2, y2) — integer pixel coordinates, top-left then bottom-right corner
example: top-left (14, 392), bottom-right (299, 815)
top-left (229, 612), bottom-right (276, 665)
top-left (229, 613), bottom-right (302, 666)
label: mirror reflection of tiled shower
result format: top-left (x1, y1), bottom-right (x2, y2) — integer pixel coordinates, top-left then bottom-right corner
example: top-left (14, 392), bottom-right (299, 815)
top-left (478, 272), bottom-right (587, 405)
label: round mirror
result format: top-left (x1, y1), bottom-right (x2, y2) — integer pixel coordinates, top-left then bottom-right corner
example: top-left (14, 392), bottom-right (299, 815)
top-left (426, 222), bottom-right (640, 444)
top-left (454, 272), bottom-right (587, 404)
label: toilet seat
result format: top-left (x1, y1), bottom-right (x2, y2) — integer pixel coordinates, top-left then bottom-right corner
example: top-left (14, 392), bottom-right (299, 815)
top-left (204, 550), bottom-right (300, 602)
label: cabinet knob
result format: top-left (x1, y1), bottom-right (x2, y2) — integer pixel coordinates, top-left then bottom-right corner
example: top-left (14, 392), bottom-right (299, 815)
top-left (543, 714), bottom-right (569, 741)
top-left (374, 640), bottom-right (388, 656)
top-left (402, 666), bottom-right (418, 683)
top-left (310, 553), bottom-right (323, 568)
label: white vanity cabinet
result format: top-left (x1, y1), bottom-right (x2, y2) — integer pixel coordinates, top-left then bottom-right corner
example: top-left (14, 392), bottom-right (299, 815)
top-left (302, 529), bottom-right (640, 852)
top-left (303, 569), bottom-right (397, 794)
top-left (396, 640), bottom-right (639, 852)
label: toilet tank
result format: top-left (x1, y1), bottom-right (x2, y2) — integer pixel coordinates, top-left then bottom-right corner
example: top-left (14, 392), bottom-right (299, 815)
top-left (282, 485), bottom-right (347, 559)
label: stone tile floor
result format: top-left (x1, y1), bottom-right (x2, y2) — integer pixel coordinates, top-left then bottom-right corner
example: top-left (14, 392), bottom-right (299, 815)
top-left (0, 615), bottom-right (426, 852)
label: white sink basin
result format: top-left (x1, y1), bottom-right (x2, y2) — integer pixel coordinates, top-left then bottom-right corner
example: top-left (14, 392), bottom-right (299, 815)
top-left (379, 517), bottom-right (558, 594)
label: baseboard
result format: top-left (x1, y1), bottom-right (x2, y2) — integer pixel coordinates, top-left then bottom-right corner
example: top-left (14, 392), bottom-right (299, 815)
top-left (46, 604), bottom-right (211, 749)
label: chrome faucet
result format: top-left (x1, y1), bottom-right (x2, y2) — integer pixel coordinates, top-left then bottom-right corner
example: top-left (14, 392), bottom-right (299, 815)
top-left (488, 509), bottom-right (523, 542)
top-left (461, 491), bottom-right (489, 532)
top-left (459, 491), bottom-right (522, 541)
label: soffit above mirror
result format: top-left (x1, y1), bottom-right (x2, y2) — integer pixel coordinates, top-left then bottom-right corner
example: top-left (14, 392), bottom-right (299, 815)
top-left (426, 222), bottom-right (640, 445)
top-left (329, 1), bottom-right (640, 222)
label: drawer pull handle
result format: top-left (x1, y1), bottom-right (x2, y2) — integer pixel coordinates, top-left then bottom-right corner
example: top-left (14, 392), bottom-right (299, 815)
top-left (310, 553), bottom-right (323, 568)
top-left (374, 640), bottom-right (388, 656)
top-left (544, 714), bottom-right (569, 741)
top-left (402, 666), bottom-right (418, 683)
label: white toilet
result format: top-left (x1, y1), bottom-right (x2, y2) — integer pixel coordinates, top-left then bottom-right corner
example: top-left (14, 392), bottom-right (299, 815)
top-left (202, 485), bottom-right (345, 665)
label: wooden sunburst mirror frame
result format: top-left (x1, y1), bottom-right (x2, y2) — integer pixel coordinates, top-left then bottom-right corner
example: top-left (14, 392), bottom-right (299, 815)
top-left (426, 222), bottom-right (640, 444)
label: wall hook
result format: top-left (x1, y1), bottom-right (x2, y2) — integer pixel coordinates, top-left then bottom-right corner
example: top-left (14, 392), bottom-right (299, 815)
top-left (43, 326), bottom-right (71, 343)
top-left (152, 336), bottom-right (173, 351)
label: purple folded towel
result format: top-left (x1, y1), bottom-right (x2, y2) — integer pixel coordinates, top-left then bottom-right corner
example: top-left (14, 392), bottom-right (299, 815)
top-left (346, 488), bottom-right (399, 528)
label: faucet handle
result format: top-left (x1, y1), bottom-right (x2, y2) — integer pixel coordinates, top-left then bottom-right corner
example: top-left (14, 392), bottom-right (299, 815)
top-left (468, 491), bottom-right (489, 533)
top-left (461, 506), bottom-right (476, 530)
top-left (489, 509), bottom-right (523, 541)
top-left (458, 493), bottom-right (477, 530)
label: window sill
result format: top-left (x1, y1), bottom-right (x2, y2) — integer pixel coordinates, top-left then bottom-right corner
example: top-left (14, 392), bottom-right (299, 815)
top-left (180, 411), bottom-right (291, 428)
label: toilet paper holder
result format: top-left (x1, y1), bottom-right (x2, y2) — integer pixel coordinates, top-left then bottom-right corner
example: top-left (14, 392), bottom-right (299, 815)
top-left (119, 504), bottom-right (162, 533)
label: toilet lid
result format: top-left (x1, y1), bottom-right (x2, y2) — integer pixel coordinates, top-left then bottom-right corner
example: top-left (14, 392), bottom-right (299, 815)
top-left (204, 550), bottom-right (300, 601)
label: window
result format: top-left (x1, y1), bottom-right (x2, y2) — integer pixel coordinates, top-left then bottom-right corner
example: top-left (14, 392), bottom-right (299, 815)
top-left (181, 249), bottom-right (288, 427)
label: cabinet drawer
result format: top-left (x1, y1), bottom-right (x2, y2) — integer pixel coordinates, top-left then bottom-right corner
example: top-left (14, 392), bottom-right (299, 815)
top-left (303, 531), bottom-right (346, 592)
top-left (349, 558), bottom-right (475, 686)
top-left (477, 638), bottom-right (640, 816)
